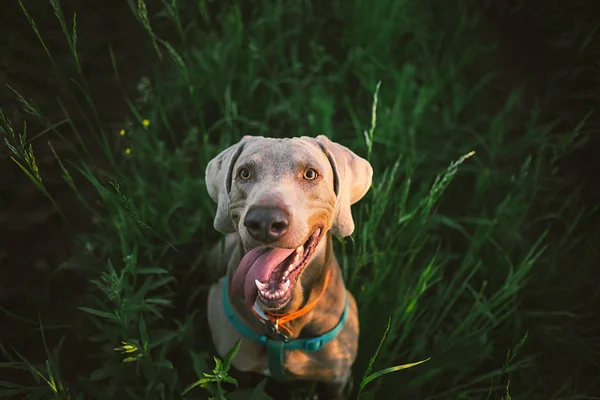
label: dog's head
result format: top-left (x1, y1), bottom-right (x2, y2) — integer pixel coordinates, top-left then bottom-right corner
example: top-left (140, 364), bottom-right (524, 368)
top-left (206, 135), bottom-right (373, 311)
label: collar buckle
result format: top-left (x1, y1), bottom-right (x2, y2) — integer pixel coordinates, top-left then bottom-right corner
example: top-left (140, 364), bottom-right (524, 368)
top-left (266, 318), bottom-right (289, 342)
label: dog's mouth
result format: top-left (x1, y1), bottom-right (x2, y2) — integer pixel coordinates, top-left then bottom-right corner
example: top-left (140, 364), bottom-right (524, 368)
top-left (231, 227), bottom-right (323, 310)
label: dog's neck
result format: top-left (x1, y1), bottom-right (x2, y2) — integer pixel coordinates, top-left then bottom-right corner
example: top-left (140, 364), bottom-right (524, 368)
top-left (229, 231), bottom-right (348, 339)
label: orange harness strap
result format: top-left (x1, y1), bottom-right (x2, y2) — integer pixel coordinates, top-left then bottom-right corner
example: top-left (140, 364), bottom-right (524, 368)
top-left (251, 269), bottom-right (332, 337)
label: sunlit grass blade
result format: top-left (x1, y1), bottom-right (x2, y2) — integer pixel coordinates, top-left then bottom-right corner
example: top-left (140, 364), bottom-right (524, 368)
top-left (360, 358), bottom-right (431, 391)
top-left (357, 318), bottom-right (430, 398)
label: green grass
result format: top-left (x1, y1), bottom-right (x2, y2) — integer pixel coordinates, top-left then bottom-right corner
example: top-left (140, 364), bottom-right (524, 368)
top-left (2, 0), bottom-right (600, 399)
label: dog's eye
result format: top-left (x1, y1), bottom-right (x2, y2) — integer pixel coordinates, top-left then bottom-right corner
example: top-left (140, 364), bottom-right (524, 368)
top-left (303, 168), bottom-right (318, 180)
top-left (238, 167), bottom-right (251, 180)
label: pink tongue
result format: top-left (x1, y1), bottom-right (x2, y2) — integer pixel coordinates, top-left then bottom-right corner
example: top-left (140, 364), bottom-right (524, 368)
top-left (231, 247), bottom-right (296, 309)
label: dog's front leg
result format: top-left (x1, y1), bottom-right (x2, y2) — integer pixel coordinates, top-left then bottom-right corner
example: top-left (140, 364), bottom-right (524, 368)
top-left (317, 367), bottom-right (352, 400)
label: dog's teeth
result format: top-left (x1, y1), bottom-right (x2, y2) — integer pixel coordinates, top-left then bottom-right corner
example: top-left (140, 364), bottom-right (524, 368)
top-left (258, 279), bottom-right (292, 301)
top-left (296, 245), bottom-right (304, 254)
top-left (255, 279), bottom-right (268, 291)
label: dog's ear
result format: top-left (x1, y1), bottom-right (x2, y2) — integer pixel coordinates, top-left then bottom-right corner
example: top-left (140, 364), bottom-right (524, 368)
top-left (205, 136), bottom-right (252, 233)
top-left (315, 135), bottom-right (373, 237)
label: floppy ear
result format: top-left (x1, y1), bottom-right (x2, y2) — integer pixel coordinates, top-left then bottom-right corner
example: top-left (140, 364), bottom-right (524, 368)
top-left (205, 136), bottom-right (251, 233)
top-left (315, 135), bottom-right (373, 237)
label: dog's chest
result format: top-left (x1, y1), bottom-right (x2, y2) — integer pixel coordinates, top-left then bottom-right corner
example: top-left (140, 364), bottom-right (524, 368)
top-left (209, 279), bottom-right (354, 380)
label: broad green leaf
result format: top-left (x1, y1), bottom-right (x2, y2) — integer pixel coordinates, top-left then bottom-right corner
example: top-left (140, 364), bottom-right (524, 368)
top-left (223, 339), bottom-right (242, 372)
top-left (181, 378), bottom-right (211, 396)
top-left (222, 376), bottom-right (238, 386)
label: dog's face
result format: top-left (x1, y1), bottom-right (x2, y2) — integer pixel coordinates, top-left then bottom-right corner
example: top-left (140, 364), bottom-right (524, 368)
top-left (230, 138), bottom-right (336, 251)
top-left (206, 135), bottom-right (372, 312)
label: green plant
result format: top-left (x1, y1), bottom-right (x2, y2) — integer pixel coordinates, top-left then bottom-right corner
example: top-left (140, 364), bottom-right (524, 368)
top-left (182, 340), bottom-right (241, 399)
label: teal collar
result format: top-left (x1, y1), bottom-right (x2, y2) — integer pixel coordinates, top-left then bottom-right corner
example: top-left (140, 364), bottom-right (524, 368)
top-left (221, 277), bottom-right (349, 378)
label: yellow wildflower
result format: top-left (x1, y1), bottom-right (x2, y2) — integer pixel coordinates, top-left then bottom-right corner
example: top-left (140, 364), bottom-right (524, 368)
top-left (125, 147), bottom-right (131, 154)
top-left (114, 340), bottom-right (145, 363)
top-left (119, 129), bottom-right (126, 136)
top-left (142, 119), bottom-right (150, 127)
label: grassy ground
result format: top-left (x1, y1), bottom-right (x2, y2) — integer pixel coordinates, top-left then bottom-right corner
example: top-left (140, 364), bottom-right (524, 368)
top-left (1, 0), bottom-right (600, 399)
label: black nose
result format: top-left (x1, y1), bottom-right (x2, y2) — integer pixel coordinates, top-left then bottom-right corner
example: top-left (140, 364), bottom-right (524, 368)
top-left (244, 207), bottom-right (290, 242)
